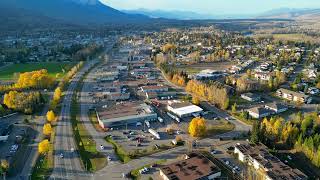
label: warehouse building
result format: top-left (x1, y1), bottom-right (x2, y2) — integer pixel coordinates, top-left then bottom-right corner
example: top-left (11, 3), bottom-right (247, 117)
top-left (96, 102), bottom-right (157, 129)
top-left (160, 152), bottom-right (221, 180)
top-left (141, 85), bottom-right (169, 93)
top-left (167, 101), bottom-right (203, 118)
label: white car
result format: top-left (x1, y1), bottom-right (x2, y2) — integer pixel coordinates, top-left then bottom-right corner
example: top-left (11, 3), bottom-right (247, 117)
top-left (60, 153), bottom-right (64, 158)
top-left (107, 156), bottom-right (111, 161)
top-left (100, 145), bottom-right (104, 150)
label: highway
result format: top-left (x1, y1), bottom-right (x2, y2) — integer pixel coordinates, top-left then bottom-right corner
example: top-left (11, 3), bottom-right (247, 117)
top-left (50, 61), bottom-right (98, 180)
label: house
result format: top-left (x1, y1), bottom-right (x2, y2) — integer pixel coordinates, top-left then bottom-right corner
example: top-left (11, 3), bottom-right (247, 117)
top-left (234, 143), bottom-right (307, 180)
top-left (241, 93), bottom-right (261, 102)
top-left (247, 107), bottom-right (272, 119)
top-left (254, 72), bottom-right (272, 81)
top-left (159, 152), bottom-right (221, 180)
top-left (264, 103), bottom-right (288, 114)
top-left (277, 88), bottom-right (312, 104)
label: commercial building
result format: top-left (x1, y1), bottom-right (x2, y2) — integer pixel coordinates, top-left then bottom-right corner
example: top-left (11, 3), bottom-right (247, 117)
top-left (241, 93), bottom-right (261, 102)
top-left (145, 91), bottom-right (176, 100)
top-left (234, 143), bottom-right (307, 180)
top-left (96, 102), bottom-right (157, 129)
top-left (141, 85), bottom-right (169, 93)
top-left (277, 88), bottom-right (312, 104)
top-left (167, 101), bottom-right (203, 118)
top-left (160, 152), bottom-right (221, 180)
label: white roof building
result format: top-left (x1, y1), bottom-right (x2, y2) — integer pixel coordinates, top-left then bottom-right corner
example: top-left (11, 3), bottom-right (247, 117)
top-left (167, 101), bottom-right (203, 118)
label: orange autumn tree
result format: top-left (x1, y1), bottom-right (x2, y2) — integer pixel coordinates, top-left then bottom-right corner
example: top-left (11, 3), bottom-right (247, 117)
top-left (188, 117), bottom-right (207, 137)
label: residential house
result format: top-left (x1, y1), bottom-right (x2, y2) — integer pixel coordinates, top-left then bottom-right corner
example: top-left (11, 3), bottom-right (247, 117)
top-left (247, 107), bottom-right (272, 119)
top-left (241, 93), bottom-right (261, 102)
top-left (234, 143), bottom-right (307, 180)
top-left (277, 88), bottom-right (312, 104)
top-left (264, 103), bottom-right (288, 114)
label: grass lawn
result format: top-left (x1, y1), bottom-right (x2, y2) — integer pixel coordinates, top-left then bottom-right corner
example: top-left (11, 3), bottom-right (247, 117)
top-left (0, 62), bottom-right (76, 80)
top-left (207, 120), bottom-right (235, 136)
top-left (229, 95), bottom-right (250, 106)
top-left (105, 136), bottom-right (132, 163)
top-left (71, 77), bottom-right (107, 172)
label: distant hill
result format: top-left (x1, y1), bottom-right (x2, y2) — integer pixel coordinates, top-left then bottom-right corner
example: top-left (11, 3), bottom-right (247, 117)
top-left (257, 8), bottom-right (320, 20)
top-left (0, 0), bottom-right (150, 27)
top-left (122, 9), bottom-right (217, 20)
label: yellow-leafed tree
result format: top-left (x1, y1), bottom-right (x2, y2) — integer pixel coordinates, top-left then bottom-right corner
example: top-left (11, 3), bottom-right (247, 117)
top-left (38, 139), bottom-right (50, 154)
top-left (46, 110), bottom-right (56, 123)
top-left (53, 87), bottom-right (62, 102)
top-left (1, 159), bottom-right (9, 173)
top-left (188, 117), bottom-right (207, 137)
top-left (43, 123), bottom-right (52, 136)
top-left (192, 96), bottom-right (200, 105)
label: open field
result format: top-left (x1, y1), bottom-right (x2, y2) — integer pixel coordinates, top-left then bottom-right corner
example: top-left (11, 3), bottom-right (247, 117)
top-left (176, 61), bottom-right (236, 74)
top-left (253, 33), bottom-right (320, 43)
top-left (0, 62), bottom-right (76, 80)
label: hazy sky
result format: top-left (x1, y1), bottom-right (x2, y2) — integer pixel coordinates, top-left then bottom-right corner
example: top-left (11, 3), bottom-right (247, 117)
top-left (101, 0), bottom-right (320, 14)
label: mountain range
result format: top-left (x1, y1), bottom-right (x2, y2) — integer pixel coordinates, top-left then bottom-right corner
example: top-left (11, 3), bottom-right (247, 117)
top-left (1, 0), bottom-right (320, 32)
top-left (123, 8), bottom-right (320, 20)
top-left (0, 0), bottom-right (150, 27)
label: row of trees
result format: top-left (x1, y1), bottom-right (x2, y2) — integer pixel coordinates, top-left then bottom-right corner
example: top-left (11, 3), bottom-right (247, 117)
top-left (15, 69), bottom-right (55, 89)
top-left (38, 62), bottom-right (82, 155)
top-left (0, 69), bottom-right (55, 93)
top-left (252, 112), bottom-right (320, 167)
top-left (185, 80), bottom-right (229, 109)
top-left (3, 91), bottom-right (44, 114)
top-left (159, 63), bottom-right (189, 87)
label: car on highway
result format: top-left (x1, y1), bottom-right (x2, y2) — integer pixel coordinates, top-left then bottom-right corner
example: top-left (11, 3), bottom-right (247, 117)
top-left (60, 153), bottom-right (64, 158)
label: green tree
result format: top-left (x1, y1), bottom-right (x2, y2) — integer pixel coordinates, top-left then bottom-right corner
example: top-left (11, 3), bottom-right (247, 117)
top-left (250, 121), bottom-right (260, 144)
top-left (231, 103), bottom-right (237, 114)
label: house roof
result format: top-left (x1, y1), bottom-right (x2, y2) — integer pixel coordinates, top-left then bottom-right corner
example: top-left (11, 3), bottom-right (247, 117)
top-left (277, 88), bottom-right (309, 99)
top-left (265, 103), bottom-right (287, 110)
top-left (247, 107), bottom-right (272, 115)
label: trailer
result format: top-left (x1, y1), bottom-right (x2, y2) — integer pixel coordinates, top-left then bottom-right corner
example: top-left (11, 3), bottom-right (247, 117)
top-left (158, 117), bottom-right (164, 123)
top-left (0, 135), bottom-right (9, 142)
top-left (148, 129), bottom-right (160, 140)
top-left (145, 121), bottom-right (151, 128)
top-left (167, 112), bottom-right (180, 123)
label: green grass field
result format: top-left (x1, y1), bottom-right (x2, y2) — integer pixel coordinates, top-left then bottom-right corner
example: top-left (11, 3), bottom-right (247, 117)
top-left (0, 62), bottom-right (76, 80)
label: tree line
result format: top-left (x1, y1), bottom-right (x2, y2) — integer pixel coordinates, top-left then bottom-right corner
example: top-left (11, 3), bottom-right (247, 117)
top-left (186, 80), bottom-right (229, 110)
top-left (3, 91), bottom-right (44, 114)
top-left (0, 69), bottom-right (55, 93)
top-left (251, 112), bottom-right (320, 167)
